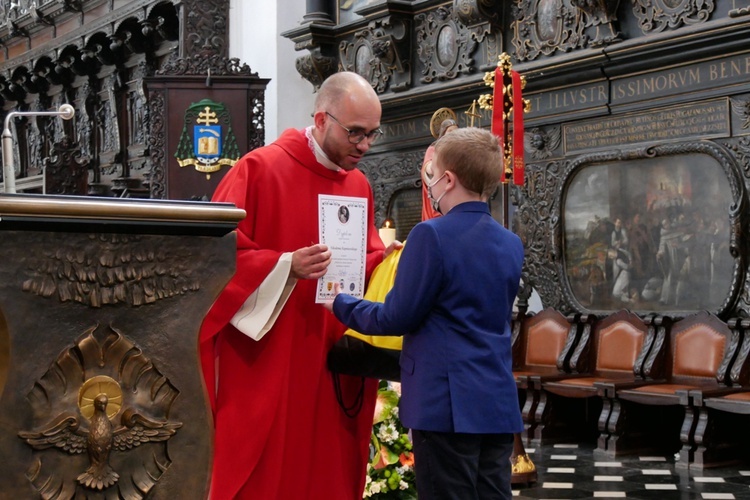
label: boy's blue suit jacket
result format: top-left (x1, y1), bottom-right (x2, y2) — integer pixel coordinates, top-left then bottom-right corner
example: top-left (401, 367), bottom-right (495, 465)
top-left (333, 201), bottom-right (525, 434)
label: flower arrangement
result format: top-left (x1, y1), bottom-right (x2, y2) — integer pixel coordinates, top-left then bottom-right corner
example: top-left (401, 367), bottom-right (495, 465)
top-left (363, 381), bottom-right (417, 499)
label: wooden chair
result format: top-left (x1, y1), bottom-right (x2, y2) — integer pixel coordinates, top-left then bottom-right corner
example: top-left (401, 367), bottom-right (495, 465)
top-left (607, 311), bottom-right (739, 462)
top-left (686, 318), bottom-right (750, 468)
top-left (511, 307), bottom-right (583, 443)
top-left (535, 310), bottom-right (656, 447)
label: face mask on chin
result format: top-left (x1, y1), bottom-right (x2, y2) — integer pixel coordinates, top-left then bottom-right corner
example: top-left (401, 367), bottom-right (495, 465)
top-left (426, 172), bottom-right (447, 215)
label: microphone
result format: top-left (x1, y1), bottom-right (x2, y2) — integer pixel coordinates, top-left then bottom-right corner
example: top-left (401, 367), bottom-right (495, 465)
top-left (58, 103), bottom-right (75, 121)
top-left (2, 104), bottom-right (77, 194)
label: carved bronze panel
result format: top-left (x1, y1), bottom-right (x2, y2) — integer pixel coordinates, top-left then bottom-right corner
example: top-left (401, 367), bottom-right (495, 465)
top-left (18, 325), bottom-right (182, 497)
top-left (0, 196), bottom-right (242, 499)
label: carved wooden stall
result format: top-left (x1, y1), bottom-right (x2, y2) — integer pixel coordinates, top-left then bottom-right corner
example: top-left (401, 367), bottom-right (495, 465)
top-left (0, 194), bottom-right (244, 498)
top-left (0, 0), bottom-right (267, 200)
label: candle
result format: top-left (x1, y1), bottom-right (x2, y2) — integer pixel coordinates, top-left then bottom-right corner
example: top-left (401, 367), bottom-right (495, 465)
top-left (379, 220), bottom-right (396, 247)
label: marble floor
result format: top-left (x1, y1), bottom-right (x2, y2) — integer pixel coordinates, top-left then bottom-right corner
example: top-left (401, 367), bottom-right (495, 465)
top-left (512, 443), bottom-right (750, 499)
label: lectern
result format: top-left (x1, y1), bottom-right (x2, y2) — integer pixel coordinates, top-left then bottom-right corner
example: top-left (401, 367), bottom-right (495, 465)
top-left (0, 194), bottom-right (244, 499)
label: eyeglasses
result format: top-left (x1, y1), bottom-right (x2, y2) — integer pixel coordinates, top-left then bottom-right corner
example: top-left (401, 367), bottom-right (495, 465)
top-left (326, 112), bottom-right (383, 145)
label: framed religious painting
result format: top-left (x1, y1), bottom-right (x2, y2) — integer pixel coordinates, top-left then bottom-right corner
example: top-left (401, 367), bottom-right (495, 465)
top-left (556, 141), bottom-right (745, 316)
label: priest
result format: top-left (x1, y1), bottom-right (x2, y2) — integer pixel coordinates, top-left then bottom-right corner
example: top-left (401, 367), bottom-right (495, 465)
top-left (199, 72), bottom-right (388, 499)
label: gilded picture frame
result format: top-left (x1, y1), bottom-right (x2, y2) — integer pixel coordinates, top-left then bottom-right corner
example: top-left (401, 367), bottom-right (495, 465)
top-left (556, 141), bottom-right (745, 317)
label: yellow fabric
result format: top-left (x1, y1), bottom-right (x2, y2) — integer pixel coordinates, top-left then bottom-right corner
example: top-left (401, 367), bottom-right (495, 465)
top-left (344, 246), bottom-right (404, 350)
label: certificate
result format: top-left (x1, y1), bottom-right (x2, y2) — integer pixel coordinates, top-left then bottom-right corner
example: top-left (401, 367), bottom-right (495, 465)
top-left (316, 194), bottom-right (367, 303)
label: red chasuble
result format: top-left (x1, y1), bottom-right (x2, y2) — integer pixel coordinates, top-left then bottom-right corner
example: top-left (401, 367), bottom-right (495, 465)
top-left (199, 129), bottom-right (384, 500)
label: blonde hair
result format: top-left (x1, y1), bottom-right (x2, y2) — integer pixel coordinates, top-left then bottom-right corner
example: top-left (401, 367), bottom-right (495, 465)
top-left (433, 127), bottom-right (502, 198)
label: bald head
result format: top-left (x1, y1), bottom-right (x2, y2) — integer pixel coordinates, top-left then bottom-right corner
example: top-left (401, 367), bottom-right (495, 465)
top-left (314, 72), bottom-right (380, 115)
top-left (311, 72), bottom-right (382, 171)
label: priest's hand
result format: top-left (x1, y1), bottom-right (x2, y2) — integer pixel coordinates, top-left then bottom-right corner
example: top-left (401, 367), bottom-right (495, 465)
top-left (291, 244), bottom-right (332, 280)
top-left (383, 240), bottom-right (404, 259)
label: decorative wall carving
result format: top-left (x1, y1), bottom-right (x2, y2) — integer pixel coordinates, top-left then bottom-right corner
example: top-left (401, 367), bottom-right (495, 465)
top-left (248, 92), bottom-right (266, 154)
top-left (512, 0), bottom-right (585, 61)
top-left (157, 54), bottom-right (257, 77)
top-left (513, 160), bottom-right (568, 311)
top-left (101, 74), bottom-right (121, 165)
top-left (571, 0), bottom-right (621, 46)
top-left (294, 49), bottom-right (338, 91)
top-left (147, 89), bottom-right (167, 199)
top-left (416, 5), bottom-right (478, 83)
top-left (0, 1), bottom-right (265, 199)
top-left (180, 0), bottom-right (228, 58)
top-left (453, 0), bottom-right (502, 70)
top-left (632, 0), bottom-right (716, 33)
top-left (18, 324), bottom-right (181, 497)
top-left (454, 0), bottom-right (499, 27)
top-left (724, 135), bottom-right (750, 179)
top-left (44, 136), bottom-right (89, 194)
top-left (525, 126), bottom-right (562, 160)
top-left (730, 97), bottom-right (750, 130)
top-left (0, 1), bottom-right (182, 196)
top-left (339, 15), bottom-right (412, 93)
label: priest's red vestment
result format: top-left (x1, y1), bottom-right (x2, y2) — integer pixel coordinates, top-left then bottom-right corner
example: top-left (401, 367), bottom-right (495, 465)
top-left (200, 128), bottom-right (383, 499)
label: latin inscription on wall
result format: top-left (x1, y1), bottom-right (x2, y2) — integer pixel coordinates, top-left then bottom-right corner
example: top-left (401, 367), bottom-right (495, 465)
top-left (526, 82), bottom-right (610, 120)
top-left (612, 52), bottom-right (750, 106)
top-left (523, 51), bottom-right (750, 126)
top-left (563, 98), bottom-right (730, 153)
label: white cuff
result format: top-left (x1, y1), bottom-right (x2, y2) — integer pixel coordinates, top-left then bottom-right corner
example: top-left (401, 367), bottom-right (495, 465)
top-left (230, 253), bottom-right (296, 341)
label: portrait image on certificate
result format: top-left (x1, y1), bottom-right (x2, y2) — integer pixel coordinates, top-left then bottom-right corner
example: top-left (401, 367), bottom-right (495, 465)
top-left (316, 194), bottom-right (367, 303)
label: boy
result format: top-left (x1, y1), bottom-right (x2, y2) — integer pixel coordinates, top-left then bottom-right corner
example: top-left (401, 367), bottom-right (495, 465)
top-left (325, 127), bottom-right (525, 499)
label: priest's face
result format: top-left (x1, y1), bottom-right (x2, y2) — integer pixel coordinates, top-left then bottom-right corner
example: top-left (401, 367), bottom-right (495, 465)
top-left (319, 98), bottom-right (382, 171)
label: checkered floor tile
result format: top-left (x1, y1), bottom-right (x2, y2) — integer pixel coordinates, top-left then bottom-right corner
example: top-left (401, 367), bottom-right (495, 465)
top-left (512, 443), bottom-right (750, 499)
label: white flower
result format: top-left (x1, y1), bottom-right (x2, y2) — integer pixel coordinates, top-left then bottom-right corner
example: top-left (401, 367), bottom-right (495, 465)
top-left (396, 465), bottom-right (412, 475)
top-left (392, 406), bottom-right (399, 418)
top-left (370, 481), bottom-right (384, 494)
top-left (377, 422), bottom-right (399, 443)
top-left (399, 480), bottom-right (409, 490)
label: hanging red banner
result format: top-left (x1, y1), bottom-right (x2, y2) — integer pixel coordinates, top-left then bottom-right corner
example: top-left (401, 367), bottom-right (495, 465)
top-left (491, 66), bottom-right (505, 182)
top-left (511, 70), bottom-right (525, 186)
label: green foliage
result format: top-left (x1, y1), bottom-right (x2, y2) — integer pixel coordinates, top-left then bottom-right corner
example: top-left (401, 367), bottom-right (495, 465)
top-left (363, 382), bottom-right (417, 499)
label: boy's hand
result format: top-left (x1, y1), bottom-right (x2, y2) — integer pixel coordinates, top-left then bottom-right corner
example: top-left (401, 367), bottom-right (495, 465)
top-left (322, 282), bottom-right (342, 312)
